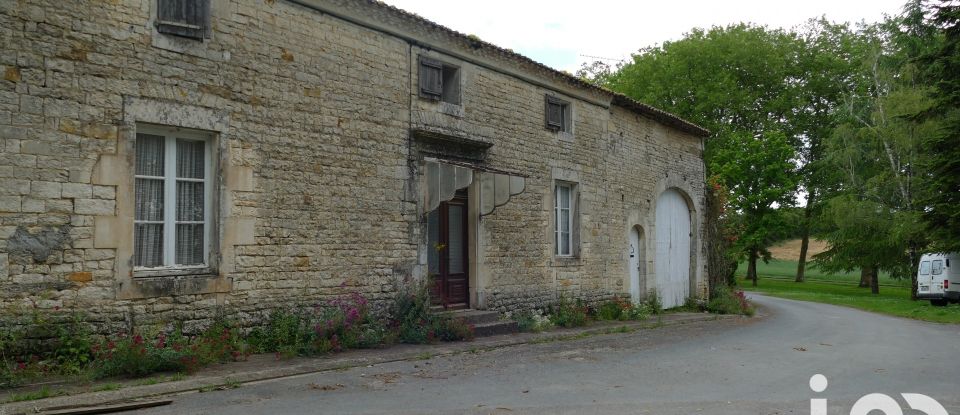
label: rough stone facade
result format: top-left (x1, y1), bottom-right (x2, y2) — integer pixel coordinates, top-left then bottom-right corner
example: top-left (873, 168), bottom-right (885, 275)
top-left (0, 0), bottom-right (708, 331)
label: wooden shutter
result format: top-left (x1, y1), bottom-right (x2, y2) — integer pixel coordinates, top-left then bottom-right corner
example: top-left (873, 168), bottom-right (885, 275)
top-left (419, 56), bottom-right (443, 100)
top-left (156, 0), bottom-right (211, 40)
top-left (545, 96), bottom-right (564, 130)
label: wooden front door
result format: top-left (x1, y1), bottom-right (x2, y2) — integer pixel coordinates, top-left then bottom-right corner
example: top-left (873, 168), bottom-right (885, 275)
top-left (427, 190), bottom-right (469, 307)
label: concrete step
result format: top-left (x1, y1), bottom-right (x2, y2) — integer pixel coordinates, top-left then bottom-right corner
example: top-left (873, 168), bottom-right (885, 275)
top-left (440, 309), bottom-right (502, 325)
top-left (472, 320), bottom-right (519, 337)
top-left (438, 309), bottom-right (518, 337)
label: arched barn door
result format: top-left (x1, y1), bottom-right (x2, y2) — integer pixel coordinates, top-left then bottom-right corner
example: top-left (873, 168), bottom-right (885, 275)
top-left (655, 189), bottom-right (691, 309)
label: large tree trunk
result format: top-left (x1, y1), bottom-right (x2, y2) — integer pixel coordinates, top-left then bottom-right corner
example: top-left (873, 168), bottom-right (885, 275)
top-left (869, 265), bottom-right (880, 295)
top-left (796, 233), bottom-right (810, 283)
top-left (859, 267), bottom-right (871, 288)
top-left (909, 243), bottom-right (918, 301)
top-left (796, 194), bottom-right (815, 283)
top-left (747, 248), bottom-right (759, 287)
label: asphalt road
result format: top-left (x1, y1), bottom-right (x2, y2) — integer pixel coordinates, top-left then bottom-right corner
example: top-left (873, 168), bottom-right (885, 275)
top-left (135, 294), bottom-right (960, 415)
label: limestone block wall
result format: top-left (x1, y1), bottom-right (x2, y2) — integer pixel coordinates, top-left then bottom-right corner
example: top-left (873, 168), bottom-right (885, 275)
top-left (0, 0), bottom-right (708, 330)
top-left (0, 0), bottom-right (415, 331)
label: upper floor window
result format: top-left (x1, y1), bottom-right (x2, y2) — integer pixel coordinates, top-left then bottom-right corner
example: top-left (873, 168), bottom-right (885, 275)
top-left (156, 0), bottom-right (211, 40)
top-left (134, 126), bottom-right (213, 270)
top-left (419, 56), bottom-right (461, 105)
top-left (545, 95), bottom-right (571, 133)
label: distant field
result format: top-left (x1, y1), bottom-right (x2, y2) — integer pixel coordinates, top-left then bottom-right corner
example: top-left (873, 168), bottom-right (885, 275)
top-left (735, 258), bottom-right (905, 287)
top-left (735, 242), bottom-right (957, 323)
top-left (767, 238), bottom-right (830, 261)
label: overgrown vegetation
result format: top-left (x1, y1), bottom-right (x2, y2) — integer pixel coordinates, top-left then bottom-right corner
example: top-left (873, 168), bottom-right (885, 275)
top-left (1, 282), bottom-right (474, 390)
top-left (387, 280), bottom-right (474, 344)
top-left (509, 290), bottom-right (741, 334)
top-left (706, 286), bottom-right (756, 316)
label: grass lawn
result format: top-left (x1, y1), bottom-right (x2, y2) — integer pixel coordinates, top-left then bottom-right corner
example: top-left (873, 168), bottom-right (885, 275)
top-left (738, 259), bottom-right (960, 324)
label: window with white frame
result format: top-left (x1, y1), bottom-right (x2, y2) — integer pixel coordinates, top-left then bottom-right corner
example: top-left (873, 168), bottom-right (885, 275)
top-left (134, 126), bottom-right (212, 270)
top-left (555, 182), bottom-right (574, 257)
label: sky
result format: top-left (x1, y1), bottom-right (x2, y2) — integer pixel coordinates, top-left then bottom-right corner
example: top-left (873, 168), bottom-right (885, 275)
top-left (381, 0), bottom-right (909, 73)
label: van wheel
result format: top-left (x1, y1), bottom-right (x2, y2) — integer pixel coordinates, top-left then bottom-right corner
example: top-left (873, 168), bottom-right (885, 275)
top-left (930, 299), bottom-right (949, 307)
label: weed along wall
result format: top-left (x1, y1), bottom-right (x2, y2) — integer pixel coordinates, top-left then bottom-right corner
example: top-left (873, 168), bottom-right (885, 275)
top-left (0, 0), bottom-right (709, 334)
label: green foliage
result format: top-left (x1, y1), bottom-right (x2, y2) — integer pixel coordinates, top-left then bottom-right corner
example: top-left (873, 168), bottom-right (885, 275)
top-left (4, 386), bottom-right (64, 403)
top-left (814, 196), bottom-right (923, 280)
top-left (52, 313), bottom-right (94, 375)
top-left (594, 297), bottom-right (652, 321)
top-left (92, 330), bottom-right (192, 378)
top-left (248, 292), bottom-right (391, 356)
top-left (246, 308), bottom-right (310, 356)
top-left (646, 290), bottom-right (664, 315)
top-left (707, 285), bottom-right (755, 316)
top-left (511, 309), bottom-right (555, 333)
top-left (918, 3), bottom-right (960, 253)
top-left (547, 295), bottom-right (589, 328)
top-left (713, 130), bottom-right (799, 278)
top-left (0, 307), bottom-right (95, 388)
top-left (388, 280), bottom-right (474, 343)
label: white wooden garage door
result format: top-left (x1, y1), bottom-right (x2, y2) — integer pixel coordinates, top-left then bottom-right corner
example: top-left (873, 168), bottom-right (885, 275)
top-left (655, 189), bottom-right (691, 309)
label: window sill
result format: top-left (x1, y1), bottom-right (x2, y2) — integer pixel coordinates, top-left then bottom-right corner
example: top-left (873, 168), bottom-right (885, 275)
top-left (552, 256), bottom-right (581, 267)
top-left (556, 131), bottom-right (575, 143)
top-left (151, 30), bottom-right (228, 61)
top-left (118, 272), bottom-right (231, 299)
top-left (438, 101), bottom-right (464, 118)
top-left (134, 266), bottom-right (215, 278)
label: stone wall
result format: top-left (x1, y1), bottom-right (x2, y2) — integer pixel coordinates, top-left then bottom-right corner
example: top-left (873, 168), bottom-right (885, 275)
top-left (0, 0), bottom-right (707, 331)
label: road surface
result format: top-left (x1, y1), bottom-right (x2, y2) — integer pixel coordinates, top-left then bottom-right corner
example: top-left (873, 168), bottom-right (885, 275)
top-left (134, 294), bottom-right (960, 414)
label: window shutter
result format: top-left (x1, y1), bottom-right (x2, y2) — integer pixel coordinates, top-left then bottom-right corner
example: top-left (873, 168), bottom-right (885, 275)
top-left (419, 57), bottom-right (443, 100)
top-left (156, 0), bottom-right (211, 40)
top-left (545, 96), bottom-right (563, 130)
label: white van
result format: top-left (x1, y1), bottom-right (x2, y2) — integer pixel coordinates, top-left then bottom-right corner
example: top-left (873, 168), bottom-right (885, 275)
top-left (917, 252), bottom-right (960, 306)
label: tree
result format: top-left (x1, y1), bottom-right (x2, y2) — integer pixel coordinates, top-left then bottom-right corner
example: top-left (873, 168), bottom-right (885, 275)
top-left (712, 132), bottom-right (798, 286)
top-left (791, 20), bottom-right (867, 282)
top-left (918, 2), bottom-right (960, 254)
top-left (595, 24), bottom-right (803, 288)
top-left (815, 5), bottom-right (940, 295)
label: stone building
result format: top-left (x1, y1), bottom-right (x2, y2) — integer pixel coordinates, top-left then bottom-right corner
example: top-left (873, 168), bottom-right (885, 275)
top-left (0, 0), bottom-right (709, 329)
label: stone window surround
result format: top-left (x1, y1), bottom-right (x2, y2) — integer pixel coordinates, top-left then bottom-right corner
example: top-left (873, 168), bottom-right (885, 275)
top-left (94, 97), bottom-right (251, 300)
top-left (417, 53), bottom-right (465, 118)
top-left (545, 93), bottom-right (575, 142)
top-left (132, 124), bottom-right (216, 277)
top-left (551, 167), bottom-right (581, 264)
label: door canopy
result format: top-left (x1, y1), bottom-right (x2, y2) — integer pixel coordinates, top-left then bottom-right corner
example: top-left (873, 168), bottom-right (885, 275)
top-left (421, 158), bottom-right (525, 216)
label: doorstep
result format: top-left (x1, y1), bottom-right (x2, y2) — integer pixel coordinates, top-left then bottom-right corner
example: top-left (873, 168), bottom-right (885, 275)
top-left (439, 309), bottom-right (519, 337)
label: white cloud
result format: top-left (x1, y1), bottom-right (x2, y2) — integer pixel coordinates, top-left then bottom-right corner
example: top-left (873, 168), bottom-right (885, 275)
top-left (382, 0), bottom-right (908, 72)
